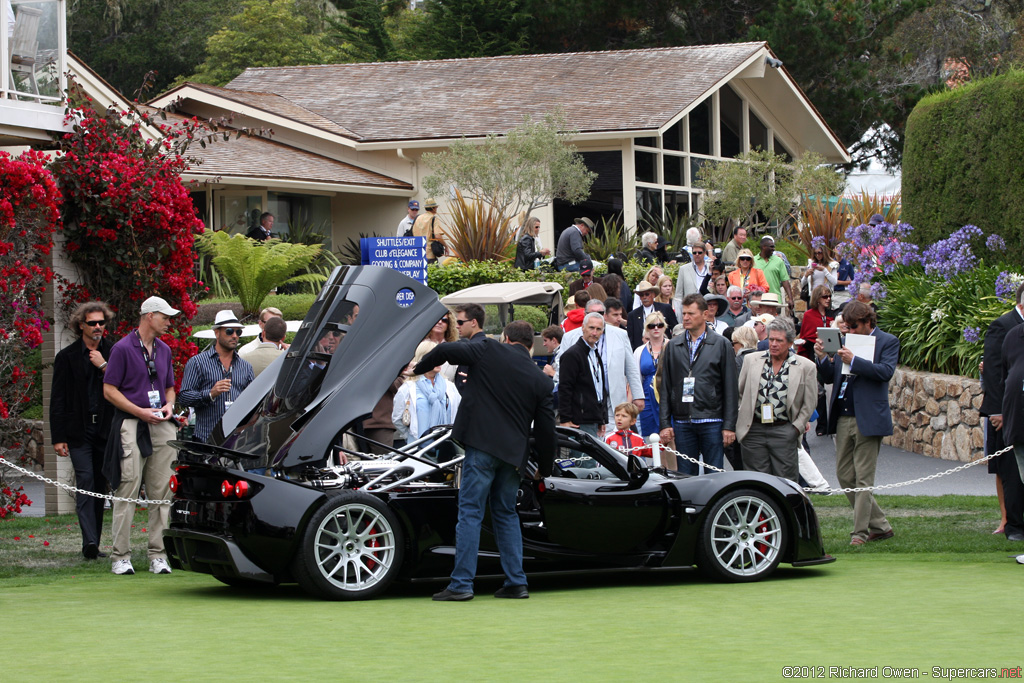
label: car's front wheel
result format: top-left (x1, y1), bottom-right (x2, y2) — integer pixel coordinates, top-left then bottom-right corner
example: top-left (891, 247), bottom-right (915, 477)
top-left (293, 491), bottom-right (404, 600)
top-left (696, 488), bottom-right (786, 582)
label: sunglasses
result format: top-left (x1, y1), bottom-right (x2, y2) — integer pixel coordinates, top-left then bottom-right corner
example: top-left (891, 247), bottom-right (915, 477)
top-left (692, 250), bottom-right (704, 255)
top-left (221, 328), bottom-right (240, 336)
top-left (85, 320), bottom-right (106, 327)
top-left (739, 257), bottom-right (752, 261)
top-left (821, 295), bottom-right (832, 299)
top-left (646, 323), bottom-right (665, 329)
top-left (455, 319), bottom-right (470, 326)
top-left (146, 359), bottom-right (156, 379)
top-left (729, 296), bottom-right (743, 300)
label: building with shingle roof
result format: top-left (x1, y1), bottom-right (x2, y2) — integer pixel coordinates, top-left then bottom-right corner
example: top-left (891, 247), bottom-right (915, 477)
top-left (150, 42), bottom-right (848, 248)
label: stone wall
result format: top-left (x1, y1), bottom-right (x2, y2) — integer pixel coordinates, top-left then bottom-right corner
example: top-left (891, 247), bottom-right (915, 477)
top-left (0, 420), bottom-right (44, 473)
top-left (887, 367), bottom-right (984, 461)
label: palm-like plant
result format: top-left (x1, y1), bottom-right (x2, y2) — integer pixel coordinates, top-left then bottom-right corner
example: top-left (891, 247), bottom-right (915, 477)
top-left (442, 189), bottom-right (518, 262)
top-left (795, 196), bottom-right (853, 259)
top-left (583, 213), bottom-right (638, 261)
top-left (197, 231), bottom-right (326, 318)
top-left (849, 190), bottom-right (902, 227)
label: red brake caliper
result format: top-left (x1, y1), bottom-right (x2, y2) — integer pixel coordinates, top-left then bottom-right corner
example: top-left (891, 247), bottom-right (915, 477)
top-left (365, 524), bottom-right (379, 570)
top-left (754, 513), bottom-right (769, 556)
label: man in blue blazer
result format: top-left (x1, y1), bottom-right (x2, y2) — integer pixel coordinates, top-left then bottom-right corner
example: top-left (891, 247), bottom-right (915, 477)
top-left (814, 301), bottom-right (898, 546)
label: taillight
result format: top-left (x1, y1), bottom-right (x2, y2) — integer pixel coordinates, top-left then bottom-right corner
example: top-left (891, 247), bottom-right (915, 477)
top-left (234, 481), bottom-right (250, 498)
top-left (169, 475), bottom-right (179, 494)
top-left (220, 480), bottom-right (234, 498)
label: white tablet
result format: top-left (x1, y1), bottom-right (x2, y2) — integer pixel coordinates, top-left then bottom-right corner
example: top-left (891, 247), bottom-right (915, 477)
top-left (817, 327), bottom-right (842, 355)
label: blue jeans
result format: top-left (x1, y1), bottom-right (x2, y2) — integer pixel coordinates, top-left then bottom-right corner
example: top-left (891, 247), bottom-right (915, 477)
top-left (449, 447), bottom-right (527, 593)
top-left (557, 262), bottom-right (580, 272)
top-left (672, 418), bottom-right (724, 476)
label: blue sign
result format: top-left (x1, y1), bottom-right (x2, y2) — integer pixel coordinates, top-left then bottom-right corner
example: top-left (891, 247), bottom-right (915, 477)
top-left (360, 236), bottom-right (427, 285)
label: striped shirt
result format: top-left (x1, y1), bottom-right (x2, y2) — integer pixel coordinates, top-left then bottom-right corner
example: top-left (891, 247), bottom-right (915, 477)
top-left (179, 346), bottom-right (254, 442)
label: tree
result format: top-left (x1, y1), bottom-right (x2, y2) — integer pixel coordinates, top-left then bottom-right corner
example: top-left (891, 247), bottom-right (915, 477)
top-left (329, 0), bottom-right (405, 63)
top-left (698, 149), bottom-right (845, 232)
top-left (198, 232), bottom-right (326, 317)
top-left (68, 0), bottom-right (245, 96)
top-left (190, 0), bottom-right (340, 85)
top-left (410, 0), bottom-right (532, 59)
top-left (422, 109), bottom-right (596, 230)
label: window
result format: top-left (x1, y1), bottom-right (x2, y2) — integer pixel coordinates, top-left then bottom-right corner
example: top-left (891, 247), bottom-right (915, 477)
top-left (774, 136), bottom-right (793, 163)
top-left (719, 85), bottom-right (743, 158)
top-left (749, 110), bottom-right (769, 152)
top-left (663, 119), bottom-right (684, 152)
top-left (634, 150), bottom-right (657, 184)
top-left (664, 154), bottom-right (686, 187)
top-left (636, 187), bottom-right (662, 221)
top-left (689, 100), bottom-right (712, 156)
top-left (635, 136), bottom-right (657, 148)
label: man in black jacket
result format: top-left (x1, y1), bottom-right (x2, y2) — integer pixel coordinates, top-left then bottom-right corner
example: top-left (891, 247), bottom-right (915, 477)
top-left (659, 293), bottom-right (738, 475)
top-left (981, 283), bottom-right (1024, 541)
top-left (50, 301), bottom-right (117, 559)
top-left (415, 321), bottom-right (556, 601)
top-left (558, 312), bottom-right (609, 438)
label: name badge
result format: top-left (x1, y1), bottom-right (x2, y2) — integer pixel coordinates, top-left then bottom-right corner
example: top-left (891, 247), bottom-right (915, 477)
top-left (837, 377), bottom-right (849, 400)
top-left (682, 376), bottom-right (695, 403)
top-left (147, 390), bottom-right (162, 409)
top-left (761, 403), bottom-right (774, 423)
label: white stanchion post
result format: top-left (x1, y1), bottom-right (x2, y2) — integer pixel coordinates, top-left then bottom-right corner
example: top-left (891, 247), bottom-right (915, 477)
top-left (647, 432), bottom-right (660, 469)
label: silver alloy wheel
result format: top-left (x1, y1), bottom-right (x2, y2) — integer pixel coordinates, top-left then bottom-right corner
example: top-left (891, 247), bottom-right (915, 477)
top-left (708, 494), bottom-right (783, 578)
top-left (313, 502), bottom-right (398, 592)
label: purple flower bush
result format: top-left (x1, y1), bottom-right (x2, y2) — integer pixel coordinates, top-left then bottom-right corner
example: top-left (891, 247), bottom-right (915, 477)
top-left (995, 271), bottom-right (1023, 303)
top-left (962, 326), bottom-right (981, 344)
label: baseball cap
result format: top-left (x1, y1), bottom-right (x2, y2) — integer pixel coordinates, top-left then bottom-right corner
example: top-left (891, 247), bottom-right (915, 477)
top-left (140, 296), bottom-right (180, 316)
top-left (408, 200), bottom-right (420, 210)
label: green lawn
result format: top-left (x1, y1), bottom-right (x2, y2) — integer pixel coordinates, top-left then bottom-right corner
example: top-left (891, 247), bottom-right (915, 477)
top-left (2, 497), bottom-right (1021, 681)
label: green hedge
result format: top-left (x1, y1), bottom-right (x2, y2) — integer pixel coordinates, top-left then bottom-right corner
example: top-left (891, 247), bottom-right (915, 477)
top-left (428, 260), bottom-right (681, 303)
top-left (903, 70), bottom-right (1024, 268)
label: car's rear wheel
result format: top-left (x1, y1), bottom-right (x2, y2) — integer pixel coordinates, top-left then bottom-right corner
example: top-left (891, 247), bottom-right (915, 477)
top-left (696, 488), bottom-right (786, 582)
top-left (292, 491), bottom-right (404, 600)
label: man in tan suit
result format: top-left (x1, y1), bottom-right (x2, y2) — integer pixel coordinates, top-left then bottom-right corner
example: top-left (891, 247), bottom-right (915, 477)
top-left (735, 316), bottom-right (816, 481)
top-left (244, 316), bottom-right (287, 377)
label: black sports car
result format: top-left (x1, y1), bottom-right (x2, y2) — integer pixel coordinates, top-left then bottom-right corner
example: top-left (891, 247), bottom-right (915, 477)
top-left (165, 266), bottom-right (835, 600)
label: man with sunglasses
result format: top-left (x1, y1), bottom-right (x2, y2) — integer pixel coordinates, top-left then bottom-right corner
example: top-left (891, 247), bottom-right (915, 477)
top-left (452, 303), bottom-right (487, 394)
top-left (180, 310), bottom-right (255, 444)
top-left (102, 296), bottom-right (181, 575)
top-left (51, 301), bottom-right (117, 560)
top-left (719, 285), bottom-right (751, 327)
top-left (675, 239), bottom-right (713, 302)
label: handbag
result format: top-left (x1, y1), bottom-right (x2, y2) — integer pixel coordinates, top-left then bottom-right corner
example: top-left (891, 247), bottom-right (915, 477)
top-left (800, 278), bottom-right (811, 302)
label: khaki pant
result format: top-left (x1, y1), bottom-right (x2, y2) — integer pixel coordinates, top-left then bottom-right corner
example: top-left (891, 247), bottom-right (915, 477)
top-left (835, 416), bottom-right (891, 541)
top-left (110, 419), bottom-right (177, 562)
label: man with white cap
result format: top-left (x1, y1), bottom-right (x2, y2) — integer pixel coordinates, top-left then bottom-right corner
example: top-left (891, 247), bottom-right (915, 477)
top-left (102, 295), bottom-right (180, 576)
top-left (179, 310), bottom-right (255, 444)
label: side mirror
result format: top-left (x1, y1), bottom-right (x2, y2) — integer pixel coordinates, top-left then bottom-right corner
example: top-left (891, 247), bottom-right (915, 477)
top-left (626, 454), bottom-right (650, 487)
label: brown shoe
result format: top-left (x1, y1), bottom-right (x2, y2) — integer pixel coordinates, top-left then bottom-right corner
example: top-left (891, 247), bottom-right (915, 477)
top-left (867, 529), bottom-right (894, 542)
top-left (850, 537), bottom-right (866, 546)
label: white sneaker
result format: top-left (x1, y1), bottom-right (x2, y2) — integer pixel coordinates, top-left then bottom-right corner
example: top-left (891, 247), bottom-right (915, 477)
top-left (111, 558), bottom-right (135, 575)
top-left (1016, 554), bottom-right (1024, 565)
top-left (149, 557), bottom-right (172, 574)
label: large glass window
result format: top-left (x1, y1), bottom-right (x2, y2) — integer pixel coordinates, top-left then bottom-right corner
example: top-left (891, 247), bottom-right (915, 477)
top-left (749, 110), bottom-right (769, 152)
top-left (634, 150), bottom-right (657, 184)
top-left (774, 136), bottom-right (793, 163)
top-left (664, 154), bottom-right (686, 188)
top-left (719, 85), bottom-right (743, 158)
top-left (269, 193), bottom-right (333, 246)
top-left (636, 187), bottom-right (662, 221)
top-left (689, 100), bottom-right (712, 156)
top-left (663, 118), bottom-right (684, 152)
top-left (4, 0), bottom-right (66, 104)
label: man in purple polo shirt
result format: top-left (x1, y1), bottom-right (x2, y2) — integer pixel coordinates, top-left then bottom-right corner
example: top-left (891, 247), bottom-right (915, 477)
top-left (102, 296), bottom-right (179, 575)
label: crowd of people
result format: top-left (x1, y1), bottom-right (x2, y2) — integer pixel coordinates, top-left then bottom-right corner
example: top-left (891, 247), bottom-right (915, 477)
top-left (47, 213), bottom-right (1024, 587)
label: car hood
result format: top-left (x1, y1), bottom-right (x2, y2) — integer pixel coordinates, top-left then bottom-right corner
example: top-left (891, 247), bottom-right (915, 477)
top-left (214, 265), bottom-right (448, 470)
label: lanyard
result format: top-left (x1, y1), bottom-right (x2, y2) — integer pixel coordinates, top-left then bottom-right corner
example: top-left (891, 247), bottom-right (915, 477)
top-left (136, 330), bottom-right (157, 392)
top-left (588, 346), bottom-right (604, 401)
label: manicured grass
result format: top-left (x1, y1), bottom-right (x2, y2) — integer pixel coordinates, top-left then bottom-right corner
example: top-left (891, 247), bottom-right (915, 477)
top-left (2, 498), bottom-right (1020, 680)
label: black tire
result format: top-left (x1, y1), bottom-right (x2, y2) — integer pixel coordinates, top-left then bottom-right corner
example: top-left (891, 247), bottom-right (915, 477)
top-left (292, 491), bottom-right (404, 600)
top-left (696, 488), bottom-right (787, 582)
